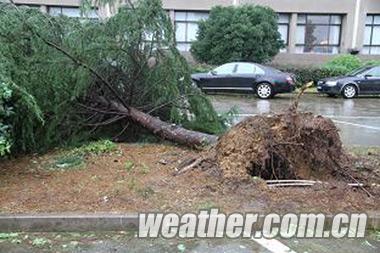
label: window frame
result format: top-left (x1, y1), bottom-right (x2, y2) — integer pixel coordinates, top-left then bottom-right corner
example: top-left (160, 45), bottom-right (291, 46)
top-left (363, 14), bottom-right (380, 55)
top-left (278, 13), bottom-right (290, 46)
top-left (48, 5), bottom-right (98, 19)
top-left (174, 10), bottom-right (209, 51)
top-left (296, 14), bottom-right (342, 54)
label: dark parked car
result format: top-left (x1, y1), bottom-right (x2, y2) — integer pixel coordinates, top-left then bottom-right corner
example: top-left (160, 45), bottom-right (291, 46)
top-left (191, 62), bottom-right (296, 99)
top-left (317, 65), bottom-right (380, 98)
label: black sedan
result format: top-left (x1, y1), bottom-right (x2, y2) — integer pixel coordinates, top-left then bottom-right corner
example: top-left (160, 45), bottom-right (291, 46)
top-left (317, 65), bottom-right (380, 98)
top-left (191, 62), bottom-right (296, 99)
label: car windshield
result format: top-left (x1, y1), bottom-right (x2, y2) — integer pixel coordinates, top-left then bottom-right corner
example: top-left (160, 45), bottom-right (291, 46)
top-left (348, 66), bottom-right (373, 76)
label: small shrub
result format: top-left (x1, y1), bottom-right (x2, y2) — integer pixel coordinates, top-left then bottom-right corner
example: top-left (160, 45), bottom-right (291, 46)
top-left (274, 55), bottom-right (368, 87)
top-left (324, 54), bottom-right (362, 73)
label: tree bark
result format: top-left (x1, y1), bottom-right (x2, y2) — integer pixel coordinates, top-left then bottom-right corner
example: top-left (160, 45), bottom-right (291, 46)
top-left (110, 101), bottom-right (218, 148)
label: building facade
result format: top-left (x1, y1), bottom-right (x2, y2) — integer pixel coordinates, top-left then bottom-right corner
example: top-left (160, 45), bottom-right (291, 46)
top-left (12, 0), bottom-right (380, 66)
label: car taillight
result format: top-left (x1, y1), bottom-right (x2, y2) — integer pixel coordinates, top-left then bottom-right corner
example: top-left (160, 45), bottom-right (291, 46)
top-left (286, 76), bottom-right (295, 85)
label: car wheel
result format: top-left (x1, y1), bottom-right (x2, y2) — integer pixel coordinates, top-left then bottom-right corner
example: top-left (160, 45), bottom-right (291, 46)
top-left (256, 83), bottom-right (273, 99)
top-left (342, 85), bottom-right (357, 99)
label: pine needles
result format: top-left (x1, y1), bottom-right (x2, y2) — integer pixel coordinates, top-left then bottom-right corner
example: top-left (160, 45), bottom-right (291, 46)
top-left (0, 0), bottom-right (227, 155)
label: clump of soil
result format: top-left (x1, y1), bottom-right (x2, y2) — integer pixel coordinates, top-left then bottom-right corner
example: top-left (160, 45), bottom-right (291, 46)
top-left (215, 110), bottom-right (350, 181)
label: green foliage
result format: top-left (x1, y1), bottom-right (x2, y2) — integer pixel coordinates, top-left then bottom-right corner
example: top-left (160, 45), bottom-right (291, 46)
top-left (191, 5), bottom-right (284, 65)
top-left (0, 233), bottom-right (19, 239)
top-left (75, 140), bottom-right (117, 155)
top-left (324, 54), bottom-right (363, 73)
top-left (124, 160), bottom-right (135, 171)
top-left (276, 66), bottom-right (347, 86)
top-left (275, 54), bottom-right (380, 86)
top-left (51, 140), bottom-right (116, 170)
top-left (54, 154), bottom-right (84, 170)
top-left (190, 63), bottom-right (215, 73)
top-left (32, 237), bottom-right (50, 247)
top-left (137, 186), bottom-right (155, 199)
top-left (0, 79), bottom-right (43, 157)
top-left (0, 82), bottom-right (13, 156)
top-left (0, 0), bottom-right (226, 155)
top-left (140, 163), bottom-right (151, 175)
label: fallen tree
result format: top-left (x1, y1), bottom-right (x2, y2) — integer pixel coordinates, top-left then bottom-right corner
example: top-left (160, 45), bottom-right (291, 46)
top-left (0, 0), bottom-right (224, 154)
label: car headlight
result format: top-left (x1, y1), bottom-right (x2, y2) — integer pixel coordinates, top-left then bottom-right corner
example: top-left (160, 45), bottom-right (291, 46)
top-left (325, 81), bottom-right (338, 87)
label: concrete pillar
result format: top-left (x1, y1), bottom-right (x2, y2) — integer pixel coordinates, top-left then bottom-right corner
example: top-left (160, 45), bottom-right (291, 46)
top-left (355, 2), bottom-right (369, 52)
top-left (169, 9), bottom-right (175, 26)
top-left (340, 14), bottom-right (350, 53)
top-left (288, 13), bottom-right (298, 53)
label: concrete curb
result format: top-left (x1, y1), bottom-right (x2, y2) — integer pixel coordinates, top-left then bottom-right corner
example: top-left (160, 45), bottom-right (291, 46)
top-left (0, 214), bottom-right (139, 232)
top-left (0, 213), bottom-right (378, 232)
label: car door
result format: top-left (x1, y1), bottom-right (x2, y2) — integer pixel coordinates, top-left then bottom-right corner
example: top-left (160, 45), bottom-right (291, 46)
top-left (233, 63), bottom-right (258, 91)
top-left (359, 66), bottom-right (380, 93)
top-left (206, 63), bottom-right (237, 90)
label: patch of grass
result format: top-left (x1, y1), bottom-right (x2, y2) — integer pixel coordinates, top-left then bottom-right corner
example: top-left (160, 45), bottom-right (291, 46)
top-left (197, 200), bottom-right (218, 210)
top-left (49, 140), bottom-right (117, 171)
top-left (127, 178), bottom-right (137, 191)
top-left (124, 160), bottom-right (135, 172)
top-left (32, 237), bottom-right (51, 248)
top-left (75, 140), bottom-right (117, 155)
top-left (140, 163), bottom-right (151, 175)
top-left (368, 229), bottom-right (380, 241)
top-left (53, 154), bottom-right (84, 170)
top-left (137, 186), bottom-right (155, 199)
top-left (0, 233), bottom-right (19, 239)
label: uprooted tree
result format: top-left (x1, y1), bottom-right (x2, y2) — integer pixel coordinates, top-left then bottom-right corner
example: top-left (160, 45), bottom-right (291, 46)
top-left (1, 1), bottom-right (374, 196)
top-left (0, 0), bottom-right (228, 155)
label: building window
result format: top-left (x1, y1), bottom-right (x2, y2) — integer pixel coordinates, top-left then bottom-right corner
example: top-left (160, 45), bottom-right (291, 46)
top-left (296, 14), bottom-right (342, 54)
top-left (175, 11), bottom-right (209, 51)
top-left (278, 13), bottom-right (290, 52)
top-left (48, 6), bottom-right (98, 19)
top-left (363, 15), bottom-right (380, 55)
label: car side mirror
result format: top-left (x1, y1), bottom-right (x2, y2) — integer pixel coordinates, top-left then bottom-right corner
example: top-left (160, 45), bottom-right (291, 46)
top-left (364, 74), bottom-right (372, 79)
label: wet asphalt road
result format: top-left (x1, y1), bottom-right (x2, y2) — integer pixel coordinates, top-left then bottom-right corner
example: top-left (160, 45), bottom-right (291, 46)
top-left (210, 94), bottom-right (380, 146)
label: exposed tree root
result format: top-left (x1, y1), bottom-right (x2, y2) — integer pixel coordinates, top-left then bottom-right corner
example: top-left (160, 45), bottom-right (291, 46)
top-left (175, 84), bottom-right (373, 196)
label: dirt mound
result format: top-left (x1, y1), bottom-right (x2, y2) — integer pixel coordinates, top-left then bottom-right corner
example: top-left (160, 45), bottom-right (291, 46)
top-left (215, 111), bottom-right (350, 181)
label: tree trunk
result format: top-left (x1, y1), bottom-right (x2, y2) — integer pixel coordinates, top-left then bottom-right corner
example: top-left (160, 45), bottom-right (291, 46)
top-left (110, 101), bottom-right (218, 148)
